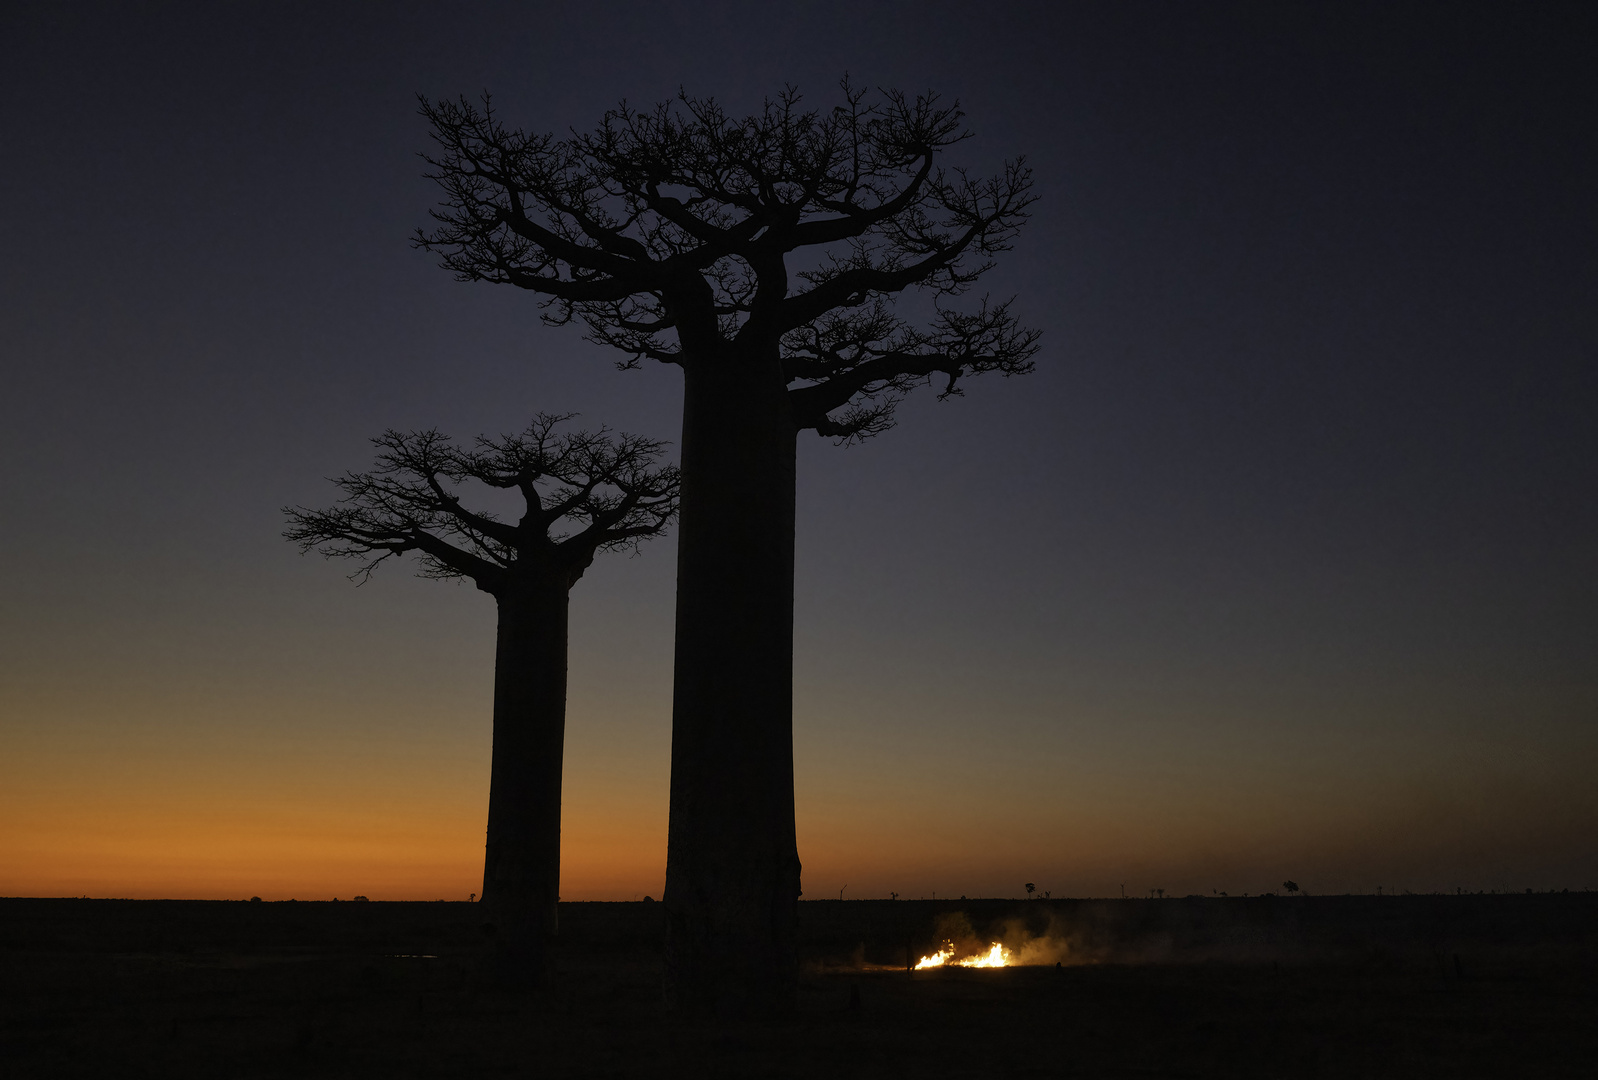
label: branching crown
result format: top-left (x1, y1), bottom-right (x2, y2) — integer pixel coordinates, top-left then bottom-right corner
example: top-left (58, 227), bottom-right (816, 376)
top-left (283, 413), bottom-right (680, 595)
top-left (416, 81), bottom-right (1041, 441)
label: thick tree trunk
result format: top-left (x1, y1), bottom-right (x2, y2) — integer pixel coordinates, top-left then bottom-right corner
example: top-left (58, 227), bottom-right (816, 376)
top-left (664, 348), bottom-right (802, 1013)
top-left (481, 577), bottom-right (570, 987)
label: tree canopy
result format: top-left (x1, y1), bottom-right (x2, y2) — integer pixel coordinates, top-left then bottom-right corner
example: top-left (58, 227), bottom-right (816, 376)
top-left (416, 81), bottom-right (1040, 440)
top-left (283, 414), bottom-right (680, 594)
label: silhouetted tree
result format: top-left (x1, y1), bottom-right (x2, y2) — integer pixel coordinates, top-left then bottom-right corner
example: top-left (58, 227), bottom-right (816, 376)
top-left (416, 81), bottom-right (1038, 1011)
top-left (284, 414), bottom-right (679, 983)
top-left (1283, 880), bottom-right (1300, 895)
top-left (1024, 882), bottom-right (1035, 898)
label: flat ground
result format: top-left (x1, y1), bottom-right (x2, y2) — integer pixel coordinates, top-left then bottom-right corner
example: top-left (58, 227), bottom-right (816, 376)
top-left (2, 895), bottom-right (1594, 1078)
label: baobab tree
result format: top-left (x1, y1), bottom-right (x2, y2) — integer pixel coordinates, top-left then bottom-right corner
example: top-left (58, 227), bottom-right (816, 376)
top-left (283, 415), bottom-right (679, 983)
top-left (416, 81), bottom-right (1039, 1011)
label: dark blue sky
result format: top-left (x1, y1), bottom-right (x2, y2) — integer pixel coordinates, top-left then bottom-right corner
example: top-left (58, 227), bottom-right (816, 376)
top-left (2, 2), bottom-right (1594, 900)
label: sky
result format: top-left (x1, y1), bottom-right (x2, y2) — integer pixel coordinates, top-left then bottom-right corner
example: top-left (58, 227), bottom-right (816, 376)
top-left (2, 1), bottom-right (1594, 902)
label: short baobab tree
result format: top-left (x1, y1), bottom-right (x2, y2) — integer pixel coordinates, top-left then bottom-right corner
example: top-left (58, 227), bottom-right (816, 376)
top-left (283, 414), bottom-right (679, 982)
top-left (415, 81), bottom-right (1038, 1011)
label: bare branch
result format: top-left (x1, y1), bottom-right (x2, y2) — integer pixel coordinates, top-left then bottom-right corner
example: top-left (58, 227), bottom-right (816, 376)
top-left (785, 297), bottom-right (1041, 441)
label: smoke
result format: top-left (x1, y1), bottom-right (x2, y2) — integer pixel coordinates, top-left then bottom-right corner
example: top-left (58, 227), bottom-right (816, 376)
top-left (925, 909), bottom-right (1076, 967)
top-left (819, 894), bottom-right (1598, 972)
top-left (928, 908), bottom-right (1177, 967)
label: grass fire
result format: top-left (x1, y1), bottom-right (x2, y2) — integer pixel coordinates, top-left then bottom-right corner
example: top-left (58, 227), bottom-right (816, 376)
top-left (915, 941), bottom-right (1011, 969)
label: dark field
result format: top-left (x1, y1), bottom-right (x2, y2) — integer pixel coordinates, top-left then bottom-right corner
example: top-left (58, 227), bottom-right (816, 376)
top-left (2, 894), bottom-right (1594, 1078)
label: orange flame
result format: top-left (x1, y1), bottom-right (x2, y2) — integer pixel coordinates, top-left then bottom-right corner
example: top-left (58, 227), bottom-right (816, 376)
top-left (959, 941), bottom-right (1009, 968)
top-left (914, 941), bottom-right (1009, 968)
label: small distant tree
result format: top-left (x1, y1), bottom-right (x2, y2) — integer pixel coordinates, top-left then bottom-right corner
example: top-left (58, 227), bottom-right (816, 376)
top-left (1024, 882), bottom-right (1035, 898)
top-left (284, 414), bottom-right (679, 983)
top-left (1283, 880), bottom-right (1300, 895)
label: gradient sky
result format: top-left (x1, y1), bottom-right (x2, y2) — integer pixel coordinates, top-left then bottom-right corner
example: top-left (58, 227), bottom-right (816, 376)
top-left (2, 2), bottom-right (1594, 902)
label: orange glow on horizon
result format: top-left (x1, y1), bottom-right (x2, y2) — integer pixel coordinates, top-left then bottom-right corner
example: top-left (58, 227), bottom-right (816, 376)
top-left (4, 684), bottom-right (1593, 901)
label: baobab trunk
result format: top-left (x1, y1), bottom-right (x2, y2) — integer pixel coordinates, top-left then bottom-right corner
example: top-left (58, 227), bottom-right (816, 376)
top-left (481, 577), bottom-right (570, 986)
top-left (664, 349), bottom-right (802, 1013)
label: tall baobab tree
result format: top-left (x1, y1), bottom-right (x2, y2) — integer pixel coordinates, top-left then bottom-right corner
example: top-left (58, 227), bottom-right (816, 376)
top-left (415, 81), bottom-right (1039, 1011)
top-left (284, 415), bottom-right (679, 983)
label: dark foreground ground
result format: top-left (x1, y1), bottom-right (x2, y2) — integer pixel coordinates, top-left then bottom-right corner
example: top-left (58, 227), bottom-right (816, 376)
top-left (2, 894), bottom-right (1595, 1078)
